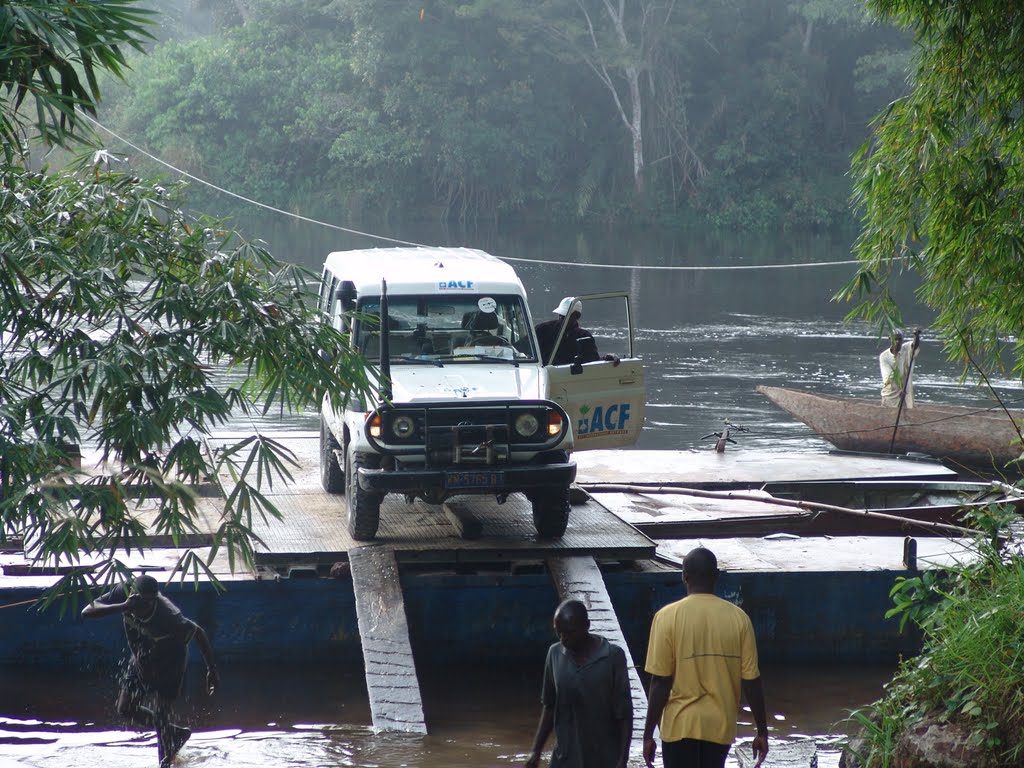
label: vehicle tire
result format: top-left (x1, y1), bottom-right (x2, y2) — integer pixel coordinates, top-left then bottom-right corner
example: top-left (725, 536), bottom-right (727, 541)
top-left (531, 486), bottom-right (570, 539)
top-left (320, 417), bottom-right (345, 494)
top-left (345, 448), bottom-right (382, 541)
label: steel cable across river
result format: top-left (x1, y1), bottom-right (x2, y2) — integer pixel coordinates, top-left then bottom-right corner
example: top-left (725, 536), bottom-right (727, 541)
top-left (217, 220), bottom-right (1022, 456)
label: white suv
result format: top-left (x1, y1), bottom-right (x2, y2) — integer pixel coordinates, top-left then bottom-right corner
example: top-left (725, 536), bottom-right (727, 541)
top-left (318, 247), bottom-right (644, 541)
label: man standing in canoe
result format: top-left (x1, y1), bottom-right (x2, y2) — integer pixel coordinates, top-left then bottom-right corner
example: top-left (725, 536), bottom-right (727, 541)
top-left (879, 328), bottom-right (921, 407)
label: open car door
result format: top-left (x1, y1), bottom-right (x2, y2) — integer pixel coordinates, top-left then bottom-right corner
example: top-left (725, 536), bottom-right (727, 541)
top-left (542, 292), bottom-right (646, 450)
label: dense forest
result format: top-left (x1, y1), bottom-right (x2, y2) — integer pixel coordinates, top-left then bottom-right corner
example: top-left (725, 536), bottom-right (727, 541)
top-left (95, 0), bottom-right (911, 230)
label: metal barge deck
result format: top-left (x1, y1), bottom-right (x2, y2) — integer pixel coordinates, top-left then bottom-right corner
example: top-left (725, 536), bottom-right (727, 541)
top-left (2, 437), bottom-right (976, 711)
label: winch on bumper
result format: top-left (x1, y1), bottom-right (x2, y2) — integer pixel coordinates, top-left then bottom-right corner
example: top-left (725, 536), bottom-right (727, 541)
top-left (359, 399), bottom-right (576, 497)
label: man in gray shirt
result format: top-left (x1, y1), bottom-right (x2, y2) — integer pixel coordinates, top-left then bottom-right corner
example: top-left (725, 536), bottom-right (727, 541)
top-left (525, 599), bottom-right (633, 768)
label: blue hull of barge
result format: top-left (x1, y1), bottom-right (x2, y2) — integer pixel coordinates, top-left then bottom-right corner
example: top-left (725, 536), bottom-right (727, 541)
top-left (1, 568), bottom-right (917, 669)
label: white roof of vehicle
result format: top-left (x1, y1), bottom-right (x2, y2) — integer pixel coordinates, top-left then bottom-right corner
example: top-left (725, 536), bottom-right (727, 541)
top-left (323, 247), bottom-right (525, 296)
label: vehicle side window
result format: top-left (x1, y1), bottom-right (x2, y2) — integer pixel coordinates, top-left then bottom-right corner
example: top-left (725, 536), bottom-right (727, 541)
top-left (576, 295), bottom-right (632, 360)
top-left (503, 302), bottom-right (533, 355)
top-left (319, 273), bottom-right (336, 315)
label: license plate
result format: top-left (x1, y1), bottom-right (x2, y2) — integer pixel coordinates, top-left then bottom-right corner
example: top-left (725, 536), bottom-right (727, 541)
top-left (446, 470), bottom-right (504, 489)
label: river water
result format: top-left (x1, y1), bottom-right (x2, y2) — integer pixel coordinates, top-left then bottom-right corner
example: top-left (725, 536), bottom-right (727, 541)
top-left (212, 218), bottom-right (1022, 449)
top-left (1, 661), bottom-right (894, 768)
top-left (3, 220), bottom-right (1010, 767)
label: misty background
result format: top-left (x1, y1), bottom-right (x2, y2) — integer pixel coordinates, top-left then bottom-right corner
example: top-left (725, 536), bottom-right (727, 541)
top-left (86, 0), bottom-right (911, 232)
top-left (70, 0), bottom-right (1010, 452)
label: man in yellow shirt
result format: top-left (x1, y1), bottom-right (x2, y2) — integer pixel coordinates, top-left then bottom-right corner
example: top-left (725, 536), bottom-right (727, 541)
top-left (642, 547), bottom-right (768, 768)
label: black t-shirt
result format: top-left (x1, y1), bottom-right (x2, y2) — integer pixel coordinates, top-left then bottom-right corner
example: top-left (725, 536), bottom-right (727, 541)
top-left (535, 318), bottom-right (599, 366)
top-left (101, 585), bottom-right (198, 676)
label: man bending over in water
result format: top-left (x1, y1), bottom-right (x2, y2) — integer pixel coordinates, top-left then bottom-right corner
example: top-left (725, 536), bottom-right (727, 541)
top-left (82, 574), bottom-right (218, 767)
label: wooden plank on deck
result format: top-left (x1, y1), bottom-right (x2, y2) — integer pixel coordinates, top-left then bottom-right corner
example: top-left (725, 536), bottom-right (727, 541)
top-left (442, 500), bottom-right (483, 540)
top-left (574, 449), bottom-right (956, 486)
top-left (348, 546), bottom-right (427, 734)
top-left (546, 555), bottom-right (648, 745)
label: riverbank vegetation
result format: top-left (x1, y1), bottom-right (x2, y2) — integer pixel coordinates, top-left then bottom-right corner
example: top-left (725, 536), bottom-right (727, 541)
top-left (91, 0), bottom-right (912, 230)
top-left (846, 507), bottom-right (1024, 767)
top-left (1, 1), bottom-right (372, 602)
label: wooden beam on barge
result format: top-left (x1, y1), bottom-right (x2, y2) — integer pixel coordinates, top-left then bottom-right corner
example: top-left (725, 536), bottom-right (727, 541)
top-left (348, 546), bottom-right (427, 734)
top-left (546, 555), bottom-right (648, 745)
top-left (574, 448), bottom-right (957, 486)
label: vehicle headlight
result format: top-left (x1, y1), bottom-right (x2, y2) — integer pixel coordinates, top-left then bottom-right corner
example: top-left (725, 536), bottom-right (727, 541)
top-left (391, 414), bottom-right (416, 439)
top-left (547, 410), bottom-right (564, 436)
top-left (515, 413), bottom-right (540, 437)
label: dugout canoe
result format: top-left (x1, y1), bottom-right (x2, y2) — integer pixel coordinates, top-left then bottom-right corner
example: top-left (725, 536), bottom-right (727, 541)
top-left (757, 385), bottom-right (1024, 468)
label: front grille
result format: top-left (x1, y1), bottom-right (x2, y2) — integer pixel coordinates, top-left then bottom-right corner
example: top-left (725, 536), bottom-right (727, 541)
top-left (425, 423), bottom-right (509, 465)
top-left (385, 404), bottom-right (539, 443)
top-left (371, 399), bottom-right (567, 461)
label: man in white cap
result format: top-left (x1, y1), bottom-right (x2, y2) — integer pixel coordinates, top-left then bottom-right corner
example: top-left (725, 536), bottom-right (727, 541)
top-left (535, 297), bottom-right (620, 366)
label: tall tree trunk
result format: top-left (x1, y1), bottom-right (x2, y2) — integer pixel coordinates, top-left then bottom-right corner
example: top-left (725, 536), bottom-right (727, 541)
top-left (801, 18), bottom-right (814, 55)
top-left (598, 0), bottom-right (646, 195)
top-left (231, 0), bottom-right (255, 25)
top-left (626, 65), bottom-right (644, 193)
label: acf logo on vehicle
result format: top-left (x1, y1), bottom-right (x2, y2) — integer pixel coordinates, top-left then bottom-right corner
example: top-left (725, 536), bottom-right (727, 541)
top-left (576, 402), bottom-right (632, 439)
top-left (438, 280), bottom-right (475, 290)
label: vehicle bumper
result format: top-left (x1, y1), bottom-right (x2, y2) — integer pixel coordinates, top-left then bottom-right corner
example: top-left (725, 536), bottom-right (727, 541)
top-left (357, 462), bottom-right (576, 494)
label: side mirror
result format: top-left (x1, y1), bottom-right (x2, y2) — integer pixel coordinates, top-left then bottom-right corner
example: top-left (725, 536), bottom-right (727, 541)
top-left (338, 280), bottom-right (356, 312)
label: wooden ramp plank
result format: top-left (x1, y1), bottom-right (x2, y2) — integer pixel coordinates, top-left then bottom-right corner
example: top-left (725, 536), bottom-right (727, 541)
top-left (442, 500), bottom-right (483, 540)
top-left (546, 555), bottom-right (648, 745)
top-left (348, 547), bottom-right (427, 734)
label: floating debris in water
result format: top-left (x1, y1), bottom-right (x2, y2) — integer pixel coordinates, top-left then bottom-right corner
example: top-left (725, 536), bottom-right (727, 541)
top-left (734, 737), bottom-right (817, 768)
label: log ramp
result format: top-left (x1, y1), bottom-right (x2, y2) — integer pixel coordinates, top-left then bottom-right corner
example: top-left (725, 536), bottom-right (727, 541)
top-left (348, 546), bottom-right (428, 733)
top-left (347, 549), bottom-right (649, 736)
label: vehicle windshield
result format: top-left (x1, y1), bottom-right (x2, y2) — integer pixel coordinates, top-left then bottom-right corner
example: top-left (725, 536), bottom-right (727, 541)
top-left (354, 294), bottom-right (536, 363)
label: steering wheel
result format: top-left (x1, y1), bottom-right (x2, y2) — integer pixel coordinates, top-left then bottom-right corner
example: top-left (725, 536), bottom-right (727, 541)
top-left (469, 334), bottom-right (513, 347)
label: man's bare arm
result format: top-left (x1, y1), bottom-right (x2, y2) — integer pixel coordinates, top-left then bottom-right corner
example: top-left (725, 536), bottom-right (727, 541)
top-left (741, 676), bottom-right (769, 768)
top-left (193, 625), bottom-right (219, 693)
top-left (524, 705), bottom-right (554, 768)
top-left (643, 675), bottom-right (672, 767)
top-left (81, 593), bottom-right (137, 619)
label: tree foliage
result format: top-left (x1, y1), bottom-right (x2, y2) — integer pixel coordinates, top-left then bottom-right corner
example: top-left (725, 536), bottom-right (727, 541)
top-left (0, 0), bottom-right (153, 154)
top-left (474, 0), bottom-right (681, 195)
top-left (1, 1), bottom-right (373, 604)
top-left (98, 0), bottom-right (910, 228)
top-left (841, 1), bottom-right (1024, 381)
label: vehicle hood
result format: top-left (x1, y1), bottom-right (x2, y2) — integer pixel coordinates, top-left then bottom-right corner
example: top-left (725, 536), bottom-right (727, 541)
top-left (384, 365), bottom-right (545, 403)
